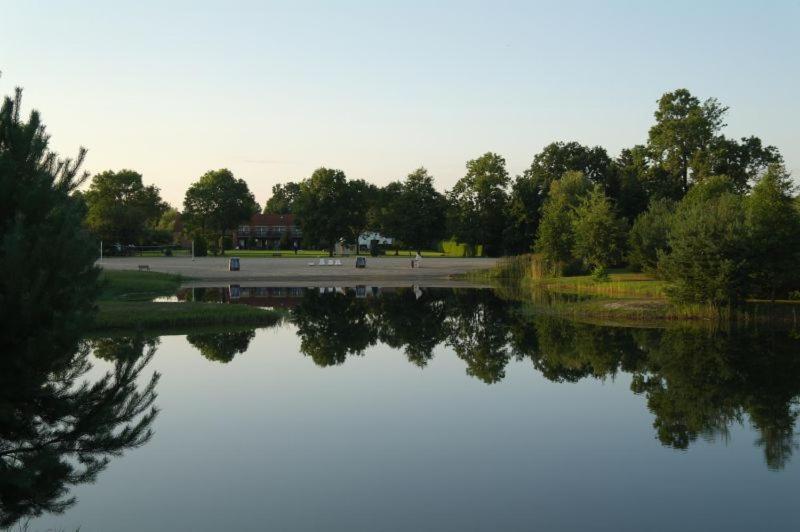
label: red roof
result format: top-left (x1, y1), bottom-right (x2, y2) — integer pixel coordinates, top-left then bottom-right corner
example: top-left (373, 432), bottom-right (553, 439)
top-left (246, 213), bottom-right (295, 226)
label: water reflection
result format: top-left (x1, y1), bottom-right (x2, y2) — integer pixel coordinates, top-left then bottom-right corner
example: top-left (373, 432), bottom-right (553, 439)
top-left (272, 286), bottom-right (800, 470)
top-left (0, 334), bottom-right (160, 528)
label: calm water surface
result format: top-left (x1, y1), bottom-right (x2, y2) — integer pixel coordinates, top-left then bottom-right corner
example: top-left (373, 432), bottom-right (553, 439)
top-left (12, 287), bottom-right (800, 531)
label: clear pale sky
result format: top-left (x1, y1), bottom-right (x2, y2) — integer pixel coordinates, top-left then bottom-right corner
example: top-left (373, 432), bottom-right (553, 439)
top-left (3, 0), bottom-right (798, 207)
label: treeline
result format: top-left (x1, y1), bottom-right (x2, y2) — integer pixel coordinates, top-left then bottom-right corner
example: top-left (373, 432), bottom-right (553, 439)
top-left (73, 88), bottom-right (800, 300)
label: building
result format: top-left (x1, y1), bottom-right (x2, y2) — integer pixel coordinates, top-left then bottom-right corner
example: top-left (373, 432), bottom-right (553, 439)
top-left (234, 213), bottom-right (302, 249)
top-left (358, 231), bottom-right (394, 252)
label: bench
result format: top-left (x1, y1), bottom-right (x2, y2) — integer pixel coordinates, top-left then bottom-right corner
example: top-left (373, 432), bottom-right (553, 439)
top-left (138, 264), bottom-right (150, 272)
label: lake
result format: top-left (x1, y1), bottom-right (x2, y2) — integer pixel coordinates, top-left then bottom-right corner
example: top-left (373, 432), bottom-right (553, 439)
top-left (10, 287), bottom-right (800, 531)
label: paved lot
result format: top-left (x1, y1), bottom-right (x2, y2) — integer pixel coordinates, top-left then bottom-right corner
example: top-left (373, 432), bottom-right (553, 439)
top-left (99, 256), bottom-right (498, 286)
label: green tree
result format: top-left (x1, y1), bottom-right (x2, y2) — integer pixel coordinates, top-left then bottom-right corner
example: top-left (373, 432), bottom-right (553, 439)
top-left (0, 88), bottom-right (99, 355)
top-left (264, 181), bottom-right (300, 214)
top-left (503, 173), bottom-right (545, 254)
top-left (534, 171), bottom-right (591, 273)
top-left (293, 167), bottom-right (356, 256)
top-left (377, 168), bottom-right (446, 253)
top-left (647, 89), bottom-right (728, 193)
top-left (447, 152), bottom-right (509, 256)
top-left (84, 169), bottom-right (167, 245)
top-left (745, 165), bottom-right (800, 299)
top-left (571, 186), bottom-right (628, 271)
top-left (183, 169), bottom-right (258, 253)
top-left (346, 178), bottom-right (379, 249)
top-left (525, 141), bottom-right (615, 194)
top-left (697, 135), bottom-right (783, 193)
top-left (627, 198), bottom-right (675, 273)
top-left (613, 145), bottom-right (664, 218)
top-left (659, 177), bottom-right (749, 307)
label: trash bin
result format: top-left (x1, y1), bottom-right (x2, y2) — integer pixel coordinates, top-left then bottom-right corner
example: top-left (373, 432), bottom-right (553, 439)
top-left (229, 257), bottom-right (240, 271)
top-left (355, 256), bottom-right (366, 268)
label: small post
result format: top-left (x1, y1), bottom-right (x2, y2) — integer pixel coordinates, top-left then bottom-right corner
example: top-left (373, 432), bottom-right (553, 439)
top-left (191, 240), bottom-right (195, 261)
top-left (100, 240), bottom-right (103, 263)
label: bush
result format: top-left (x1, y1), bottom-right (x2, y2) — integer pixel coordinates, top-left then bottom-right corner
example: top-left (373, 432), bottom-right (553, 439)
top-left (440, 240), bottom-right (483, 257)
top-left (162, 247), bottom-right (173, 256)
top-left (659, 189), bottom-right (749, 307)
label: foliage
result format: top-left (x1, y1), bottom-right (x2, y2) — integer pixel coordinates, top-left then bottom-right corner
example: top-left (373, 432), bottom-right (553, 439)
top-left (647, 88), bottom-right (728, 192)
top-left (264, 181), bottom-right (300, 214)
top-left (571, 186), bottom-right (628, 270)
top-left (447, 152), bottom-right (509, 256)
top-left (182, 168), bottom-right (258, 245)
top-left (0, 88), bottom-right (99, 356)
top-left (659, 180), bottom-right (749, 307)
top-left (503, 173), bottom-right (545, 254)
top-left (187, 330), bottom-right (255, 363)
top-left (293, 167), bottom-right (359, 255)
top-left (524, 141), bottom-right (615, 194)
top-left (613, 145), bottom-right (661, 218)
top-left (744, 165), bottom-right (800, 299)
top-left (0, 335), bottom-right (158, 527)
top-left (439, 239), bottom-right (483, 257)
top-left (534, 171), bottom-right (591, 273)
top-left (84, 169), bottom-right (167, 245)
top-left (374, 168), bottom-right (446, 252)
top-left (627, 198), bottom-right (674, 273)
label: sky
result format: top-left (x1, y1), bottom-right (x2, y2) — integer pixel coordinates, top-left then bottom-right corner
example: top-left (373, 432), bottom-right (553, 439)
top-left (3, 0), bottom-right (799, 207)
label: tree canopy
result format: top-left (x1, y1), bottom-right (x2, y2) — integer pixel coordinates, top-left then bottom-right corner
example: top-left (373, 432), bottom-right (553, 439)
top-left (447, 152), bottom-right (509, 256)
top-left (84, 169), bottom-right (167, 244)
top-left (182, 168), bottom-right (258, 239)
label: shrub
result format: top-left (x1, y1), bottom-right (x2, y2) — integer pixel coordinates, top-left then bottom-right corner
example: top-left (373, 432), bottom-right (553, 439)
top-left (659, 189), bottom-right (749, 307)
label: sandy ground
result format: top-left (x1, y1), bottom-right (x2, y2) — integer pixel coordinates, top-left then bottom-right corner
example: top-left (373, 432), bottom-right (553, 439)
top-left (99, 256), bottom-right (498, 287)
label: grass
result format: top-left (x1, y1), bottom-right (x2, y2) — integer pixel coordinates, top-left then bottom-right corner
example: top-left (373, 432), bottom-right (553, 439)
top-left (98, 270), bottom-right (184, 301)
top-left (535, 270), bottom-right (668, 299)
top-left (95, 301), bottom-right (283, 330)
top-left (94, 270), bottom-right (282, 331)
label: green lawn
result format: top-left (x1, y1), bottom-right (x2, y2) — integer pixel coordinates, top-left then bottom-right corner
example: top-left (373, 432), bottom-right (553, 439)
top-left (95, 270), bottom-right (281, 330)
top-left (98, 270), bottom-right (184, 301)
top-left (537, 271), bottom-right (668, 299)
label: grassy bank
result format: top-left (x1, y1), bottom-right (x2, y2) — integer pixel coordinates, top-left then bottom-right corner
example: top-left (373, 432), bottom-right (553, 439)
top-left (94, 270), bottom-right (283, 330)
top-left (470, 257), bottom-right (799, 323)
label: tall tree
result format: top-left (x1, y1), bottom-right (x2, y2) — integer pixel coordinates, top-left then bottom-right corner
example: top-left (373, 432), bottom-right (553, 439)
top-left (745, 165), bottom-right (800, 300)
top-left (182, 168), bottom-right (258, 250)
top-left (84, 169), bottom-right (167, 245)
top-left (377, 168), bottom-right (446, 252)
top-left (447, 152), bottom-right (509, 256)
top-left (647, 89), bottom-right (728, 193)
top-left (263, 181), bottom-right (300, 214)
top-left (0, 88), bottom-right (99, 354)
top-left (293, 167), bottom-right (356, 256)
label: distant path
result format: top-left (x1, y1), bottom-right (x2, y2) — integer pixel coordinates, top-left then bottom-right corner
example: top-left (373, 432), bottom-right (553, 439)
top-left (99, 256), bottom-right (499, 286)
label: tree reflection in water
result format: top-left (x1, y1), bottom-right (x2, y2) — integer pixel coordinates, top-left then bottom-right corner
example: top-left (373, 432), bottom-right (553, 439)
top-left (287, 286), bottom-right (800, 470)
top-left (187, 330), bottom-right (256, 363)
top-left (0, 334), bottom-right (159, 528)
